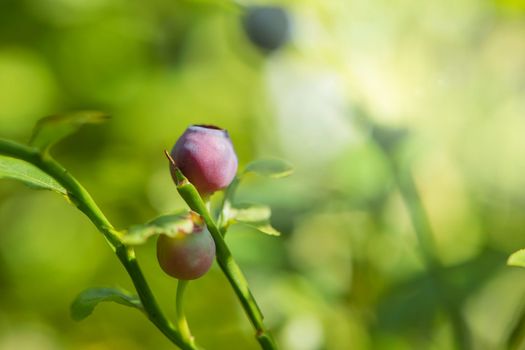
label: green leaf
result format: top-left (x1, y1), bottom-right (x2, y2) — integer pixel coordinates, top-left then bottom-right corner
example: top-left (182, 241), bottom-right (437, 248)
top-left (231, 203), bottom-right (271, 222)
top-left (245, 223), bottom-right (281, 236)
top-left (71, 287), bottom-right (143, 321)
top-left (122, 210), bottom-right (195, 245)
top-left (229, 203), bottom-right (281, 236)
top-left (508, 249), bottom-right (525, 267)
top-left (0, 155), bottom-right (67, 195)
top-left (29, 111), bottom-right (109, 151)
top-left (243, 158), bottom-right (294, 178)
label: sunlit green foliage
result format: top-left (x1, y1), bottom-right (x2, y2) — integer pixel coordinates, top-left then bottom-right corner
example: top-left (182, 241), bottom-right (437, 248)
top-left (1, 0), bottom-right (525, 349)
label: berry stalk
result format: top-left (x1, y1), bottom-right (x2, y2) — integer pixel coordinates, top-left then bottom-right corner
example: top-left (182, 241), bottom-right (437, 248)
top-left (170, 163), bottom-right (278, 350)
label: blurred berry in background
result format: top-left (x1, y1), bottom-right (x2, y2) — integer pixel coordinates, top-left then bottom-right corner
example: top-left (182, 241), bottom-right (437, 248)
top-left (242, 5), bottom-right (291, 53)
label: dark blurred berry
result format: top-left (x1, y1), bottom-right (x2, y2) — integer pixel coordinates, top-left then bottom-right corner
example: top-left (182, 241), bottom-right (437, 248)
top-left (242, 5), bottom-right (290, 53)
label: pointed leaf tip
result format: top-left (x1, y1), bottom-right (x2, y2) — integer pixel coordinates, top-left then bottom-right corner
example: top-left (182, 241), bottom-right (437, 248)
top-left (244, 158), bottom-right (293, 178)
top-left (508, 249), bottom-right (525, 268)
top-left (71, 287), bottom-right (142, 321)
top-left (229, 203), bottom-right (281, 236)
top-left (122, 210), bottom-right (197, 245)
top-left (0, 156), bottom-right (67, 195)
top-left (30, 111), bottom-right (109, 151)
top-left (248, 223), bottom-right (281, 236)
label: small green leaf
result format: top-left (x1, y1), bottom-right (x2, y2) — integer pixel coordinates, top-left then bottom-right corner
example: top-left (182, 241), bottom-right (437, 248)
top-left (71, 287), bottom-right (143, 321)
top-left (229, 203), bottom-right (281, 236)
top-left (231, 203), bottom-right (271, 222)
top-left (0, 156), bottom-right (67, 195)
top-left (245, 223), bottom-right (281, 236)
top-left (243, 158), bottom-right (293, 178)
top-left (30, 111), bottom-right (109, 151)
top-left (508, 249), bottom-right (525, 267)
top-left (122, 210), bottom-right (195, 245)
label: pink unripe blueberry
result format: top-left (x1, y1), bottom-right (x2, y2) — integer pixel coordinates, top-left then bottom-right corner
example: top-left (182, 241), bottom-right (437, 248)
top-left (156, 220), bottom-right (216, 280)
top-left (170, 125), bottom-right (238, 196)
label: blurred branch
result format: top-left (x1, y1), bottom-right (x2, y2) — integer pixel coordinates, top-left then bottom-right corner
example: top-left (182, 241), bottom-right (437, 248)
top-left (352, 112), bottom-right (473, 349)
top-left (390, 163), bottom-right (472, 350)
top-left (0, 138), bottom-right (196, 350)
top-left (507, 293), bottom-right (525, 349)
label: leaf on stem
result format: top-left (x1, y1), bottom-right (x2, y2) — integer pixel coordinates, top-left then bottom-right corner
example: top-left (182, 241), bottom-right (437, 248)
top-left (228, 203), bottom-right (281, 236)
top-left (29, 111), bottom-right (109, 151)
top-left (508, 249), bottom-right (525, 268)
top-left (232, 203), bottom-right (271, 221)
top-left (243, 158), bottom-right (293, 178)
top-left (122, 210), bottom-right (196, 245)
top-left (0, 155), bottom-right (67, 195)
top-left (247, 223), bottom-right (281, 236)
top-left (71, 287), bottom-right (143, 321)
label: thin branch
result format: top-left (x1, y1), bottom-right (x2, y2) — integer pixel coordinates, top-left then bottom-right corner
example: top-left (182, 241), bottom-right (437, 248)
top-left (0, 138), bottom-right (195, 350)
top-left (173, 167), bottom-right (278, 350)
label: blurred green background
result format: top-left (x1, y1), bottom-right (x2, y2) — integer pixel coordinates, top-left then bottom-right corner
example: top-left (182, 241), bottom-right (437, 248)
top-left (2, 0), bottom-right (525, 349)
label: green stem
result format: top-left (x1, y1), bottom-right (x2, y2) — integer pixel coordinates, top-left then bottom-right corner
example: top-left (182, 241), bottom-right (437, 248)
top-left (357, 111), bottom-right (471, 349)
top-left (176, 280), bottom-right (194, 346)
top-left (173, 170), bottom-right (277, 350)
top-left (392, 164), bottom-right (440, 269)
top-left (509, 305), bottom-right (525, 350)
top-left (0, 139), bottom-right (195, 350)
top-left (384, 154), bottom-right (471, 350)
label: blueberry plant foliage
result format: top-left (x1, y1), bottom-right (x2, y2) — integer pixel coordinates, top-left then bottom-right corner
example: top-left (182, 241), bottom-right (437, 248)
top-left (0, 112), bottom-right (293, 350)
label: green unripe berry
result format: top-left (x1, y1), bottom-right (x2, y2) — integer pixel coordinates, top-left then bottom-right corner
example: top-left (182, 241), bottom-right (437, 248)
top-left (156, 216), bottom-right (215, 280)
